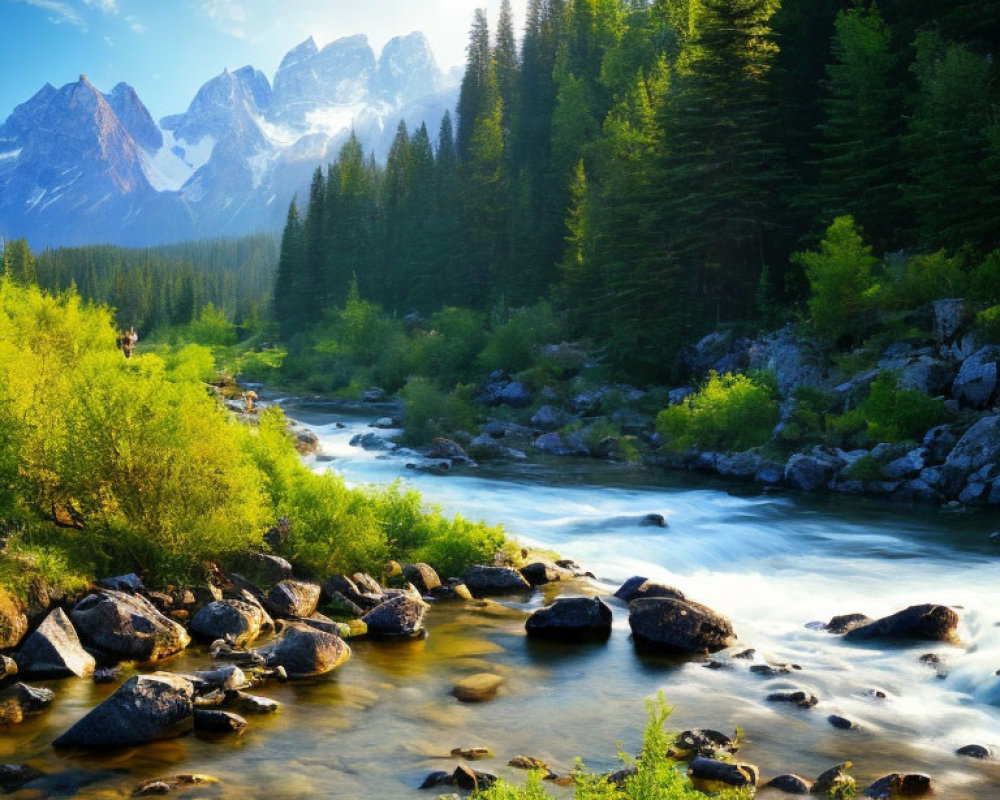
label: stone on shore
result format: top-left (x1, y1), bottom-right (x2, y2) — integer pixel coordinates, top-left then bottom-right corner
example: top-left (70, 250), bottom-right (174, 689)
top-left (764, 774), bottom-right (813, 794)
top-left (525, 597), bottom-right (613, 641)
top-left (15, 607), bottom-right (95, 678)
top-left (628, 597), bottom-right (735, 654)
top-left (402, 563), bottom-right (441, 595)
top-left (70, 590), bottom-right (190, 662)
top-left (53, 673), bottom-right (194, 747)
top-left (462, 565), bottom-right (532, 596)
top-left (190, 599), bottom-right (266, 648)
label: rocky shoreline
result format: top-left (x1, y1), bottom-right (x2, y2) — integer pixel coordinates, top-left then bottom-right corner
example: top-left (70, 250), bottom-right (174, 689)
top-left (1, 538), bottom-right (991, 798)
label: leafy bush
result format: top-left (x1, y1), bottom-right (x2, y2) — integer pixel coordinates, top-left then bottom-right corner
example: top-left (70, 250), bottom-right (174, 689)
top-left (794, 216), bottom-right (880, 343)
top-left (889, 249), bottom-right (966, 308)
top-left (842, 454), bottom-right (884, 483)
top-left (976, 305), bottom-right (1000, 343)
top-left (858, 372), bottom-right (949, 443)
top-left (400, 377), bottom-right (478, 445)
top-left (969, 250), bottom-right (1000, 304)
top-left (477, 302), bottom-right (565, 375)
top-left (656, 372), bottom-right (779, 453)
top-left (186, 303), bottom-right (238, 346)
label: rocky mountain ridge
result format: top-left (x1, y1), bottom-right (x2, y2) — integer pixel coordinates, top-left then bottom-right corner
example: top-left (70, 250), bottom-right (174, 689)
top-left (0, 32), bottom-right (457, 248)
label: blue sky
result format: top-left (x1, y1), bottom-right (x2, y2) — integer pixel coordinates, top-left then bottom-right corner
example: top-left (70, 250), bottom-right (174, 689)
top-left (1, 0), bottom-right (525, 123)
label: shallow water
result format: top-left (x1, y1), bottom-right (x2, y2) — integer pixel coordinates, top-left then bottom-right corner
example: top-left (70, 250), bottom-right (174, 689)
top-left (7, 405), bottom-right (1000, 798)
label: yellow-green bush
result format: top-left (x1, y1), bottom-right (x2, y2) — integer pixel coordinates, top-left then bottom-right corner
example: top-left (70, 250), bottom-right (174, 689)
top-left (656, 372), bottom-right (779, 453)
top-left (400, 377), bottom-right (478, 445)
top-left (976, 305), bottom-right (1000, 343)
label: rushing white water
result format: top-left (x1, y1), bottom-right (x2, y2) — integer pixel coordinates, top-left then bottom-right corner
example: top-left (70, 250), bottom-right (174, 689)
top-left (294, 406), bottom-right (1000, 795)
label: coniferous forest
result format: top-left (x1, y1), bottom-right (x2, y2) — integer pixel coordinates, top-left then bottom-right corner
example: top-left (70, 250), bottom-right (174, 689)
top-left (272, 0), bottom-right (1000, 382)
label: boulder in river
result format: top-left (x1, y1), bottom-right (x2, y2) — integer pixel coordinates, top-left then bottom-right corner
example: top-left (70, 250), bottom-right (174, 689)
top-left (462, 565), bottom-right (532, 596)
top-left (766, 690), bottom-right (819, 708)
top-left (0, 682), bottom-right (55, 723)
top-left (863, 773), bottom-right (933, 799)
top-left (812, 763), bottom-right (855, 796)
top-left (956, 744), bottom-right (991, 760)
top-left (53, 673), bottom-right (194, 747)
top-left (843, 604), bottom-right (959, 643)
top-left (132, 775), bottom-right (218, 797)
top-left (262, 621), bottom-right (350, 678)
top-left (266, 580), bottom-right (321, 618)
top-left (193, 708), bottom-right (247, 733)
top-left (670, 729), bottom-right (738, 760)
top-left (361, 594), bottom-right (427, 637)
top-left (614, 576), bottom-right (649, 602)
top-left (0, 587), bottom-right (28, 649)
top-left (628, 597), bottom-right (735, 654)
top-left (70, 590), bottom-right (190, 662)
top-left (15, 607), bottom-right (95, 678)
top-left (190, 600), bottom-right (266, 647)
top-left (784, 450), bottom-right (844, 492)
top-left (525, 597), bottom-right (613, 641)
top-left (520, 561), bottom-right (561, 586)
top-left (228, 691), bottom-right (280, 715)
top-left (687, 757), bottom-right (758, 789)
top-left (402, 563), bottom-right (441, 595)
top-left (0, 765), bottom-right (44, 794)
top-left (452, 673), bottom-right (504, 702)
top-left (825, 613), bottom-right (874, 635)
top-left (453, 764), bottom-right (498, 791)
top-left (765, 774), bottom-right (813, 794)
top-left (426, 438), bottom-right (474, 464)
top-left (828, 714), bottom-right (857, 730)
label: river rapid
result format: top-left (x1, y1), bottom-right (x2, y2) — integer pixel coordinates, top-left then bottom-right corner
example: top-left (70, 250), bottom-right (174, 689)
top-left (7, 405), bottom-right (1000, 799)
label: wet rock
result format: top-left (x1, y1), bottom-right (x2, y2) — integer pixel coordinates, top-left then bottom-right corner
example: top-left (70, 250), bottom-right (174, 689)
top-left (190, 600), bottom-right (265, 648)
top-left (70, 590), bottom-right (190, 662)
top-left (453, 764), bottom-right (498, 791)
top-left (525, 597), bottom-right (613, 641)
top-left (419, 770), bottom-right (452, 789)
top-left (462, 565), bottom-right (532, 596)
top-left (956, 744), bottom-right (991, 759)
top-left (0, 764), bottom-right (44, 793)
top-left (607, 765), bottom-right (639, 785)
top-left (372, 417), bottom-right (395, 429)
top-left (323, 591), bottom-right (365, 618)
top-left (812, 763), bottom-right (855, 796)
top-left (266, 580), bottom-right (321, 618)
top-left (766, 774), bottom-right (814, 794)
top-left (531, 405), bottom-right (573, 431)
top-left (0, 654), bottom-right (17, 680)
top-left (918, 653), bottom-right (949, 679)
top-left (193, 708), bottom-right (247, 733)
top-left (613, 575), bottom-right (650, 602)
top-left (362, 594), bottom-right (428, 638)
top-left (132, 774), bottom-right (218, 796)
top-left (0, 682), bottom-right (55, 723)
top-left (785, 450), bottom-right (844, 492)
top-left (828, 714), bottom-right (857, 730)
top-left (687, 757), bottom-right (758, 788)
top-left (429, 581), bottom-right (474, 601)
top-left (843, 604), bottom-right (959, 643)
top-left (452, 673), bottom-right (504, 703)
top-left (350, 431), bottom-right (393, 451)
top-left (863, 773), bottom-right (933, 798)
top-left (509, 756), bottom-right (549, 770)
top-left (621, 580), bottom-right (686, 604)
top-left (230, 553), bottom-right (292, 588)
top-left (185, 664), bottom-right (247, 692)
top-left (227, 691), bottom-right (280, 715)
top-left (93, 666), bottom-right (119, 684)
top-left (520, 561), bottom-right (561, 586)
top-left (671, 729), bottom-right (737, 759)
top-left (826, 613), bottom-right (873, 635)
top-left (467, 433), bottom-right (527, 461)
top-left (426, 438), bottom-right (474, 465)
top-left (295, 429), bottom-right (320, 455)
top-left (766, 690), bottom-right (819, 708)
top-left (261, 622), bottom-right (350, 678)
top-left (750, 663), bottom-right (799, 677)
top-left (628, 597), bottom-right (734, 654)
top-left (640, 513), bottom-right (667, 528)
top-left (0, 587), bottom-right (28, 649)
top-left (952, 346), bottom-right (1000, 408)
top-left (734, 648), bottom-right (756, 660)
top-left (533, 432), bottom-right (590, 457)
top-left (15, 607), bottom-right (95, 678)
top-left (53, 673), bottom-right (194, 747)
top-left (450, 746), bottom-right (493, 760)
top-left (402, 563), bottom-right (441, 595)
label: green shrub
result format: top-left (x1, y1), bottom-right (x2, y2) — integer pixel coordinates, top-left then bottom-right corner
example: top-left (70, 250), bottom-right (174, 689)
top-left (890, 250), bottom-right (966, 307)
top-left (656, 372), bottom-right (779, 453)
top-left (793, 216), bottom-right (880, 343)
top-left (976, 305), bottom-right (1000, 343)
top-left (477, 302), bottom-right (564, 375)
top-left (400, 377), bottom-right (477, 445)
top-left (859, 372), bottom-right (949, 443)
top-left (185, 303), bottom-right (237, 346)
top-left (842, 454), bottom-right (884, 483)
top-left (969, 250), bottom-right (1000, 304)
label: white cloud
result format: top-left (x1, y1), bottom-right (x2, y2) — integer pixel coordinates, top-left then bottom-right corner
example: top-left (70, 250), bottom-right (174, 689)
top-left (13, 0), bottom-right (87, 29)
top-left (198, 0), bottom-right (253, 41)
top-left (82, 0), bottom-right (119, 12)
top-left (126, 14), bottom-right (146, 33)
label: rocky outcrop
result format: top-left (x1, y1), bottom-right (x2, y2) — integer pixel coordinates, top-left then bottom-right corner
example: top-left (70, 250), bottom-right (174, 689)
top-left (531, 405), bottom-right (573, 431)
top-left (628, 597), bottom-right (735, 654)
top-left (952, 346), bottom-right (1000, 408)
top-left (533, 432), bottom-right (590, 457)
top-left (53, 673), bottom-right (194, 746)
top-left (70, 590), bottom-right (190, 662)
top-left (15, 607), bottom-right (95, 678)
top-left (843, 604), bottom-right (959, 643)
top-left (190, 600), bottom-right (266, 647)
top-left (266, 580), bottom-right (321, 618)
top-left (361, 594), bottom-right (427, 637)
top-left (941, 416), bottom-right (1000, 496)
top-left (478, 376), bottom-right (532, 409)
top-left (462, 565), bottom-right (532, 596)
top-left (261, 621), bottom-right (350, 678)
top-left (525, 597), bottom-right (613, 641)
top-left (784, 450), bottom-right (844, 492)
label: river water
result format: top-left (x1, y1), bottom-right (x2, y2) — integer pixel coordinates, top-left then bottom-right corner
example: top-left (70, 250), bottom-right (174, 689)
top-left (7, 407), bottom-right (1000, 799)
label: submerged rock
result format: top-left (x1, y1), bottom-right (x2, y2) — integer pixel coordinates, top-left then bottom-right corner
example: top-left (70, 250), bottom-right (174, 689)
top-left (628, 597), bottom-right (735, 654)
top-left (765, 774), bottom-right (813, 794)
top-left (828, 714), bottom-right (857, 730)
top-left (262, 621), bottom-right (350, 678)
top-left (0, 765), bottom-right (44, 794)
top-left (825, 613), bottom-right (873, 635)
top-left (190, 600), bottom-right (266, 647)
top-left (452, 673), bottom-right (504, 703)
top-left (525, 597), bottom-right (613, 641)
top-left (956, 744), bottom-right (991, 760)
top-left (863, 773), bottom-right (933, 799)
top-left (687, 757), bottom-right (758, 788)
top-left (812, 763), bottom-right (855, 796)
top-left (53, 673), bottom-right (194, 747)
top-left (132, 774), bottom-right (218, 796)
top-left (15, 607), bottom-right (95, 678)
top-left (462, 565), bottom-right (532, 596)
top-left (193, 708), bottom-right (247, 733)
top-left (767, 690), bottom-right (819, 708)
top-left (0, 682), bottom-right (55, 723)
top-left (843, 604), bottom-right (959, 643)
top-left (70, 590), bottom-right (190, 662)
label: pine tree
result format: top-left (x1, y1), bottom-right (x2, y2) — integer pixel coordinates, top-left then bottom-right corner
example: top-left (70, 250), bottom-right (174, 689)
top-left (457, 9), bottom-right (493, 162)
top-left (303, 167), bottom-right (327, 323)
top-left (1, 239), bottom-right (36, 284)
top-left (273, 198), bottom-right (305, 338)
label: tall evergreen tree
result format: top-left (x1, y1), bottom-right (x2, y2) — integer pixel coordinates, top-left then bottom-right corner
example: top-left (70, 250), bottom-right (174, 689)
top-left (273, 198), bottom-right (305, 338)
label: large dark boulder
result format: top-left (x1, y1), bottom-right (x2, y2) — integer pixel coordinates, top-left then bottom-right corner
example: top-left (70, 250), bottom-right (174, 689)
top-left (229, 553), bottom-right (293, 588)
top-left (53, 673), bottom-right (194, 747)
top-left (462, 565), bottom-right (532, 596)
top-left (361, 594), bottom-right (427, 637)
top-left (952, 346), bottom-right (1000, 408)
top-left (525, 597), bottom-right (613, 641)
top-left (70, 590), bottom-right (190, 662)
top-left (863, 773), bottom-right (933, 799)
top-left (262, 621), bottom-right (350, 678)
top-left (190, 600), bottom-right (266, 647)
top-left (521, 561), bottom-right (560, 586)
top-left (844, 604), bottom-right (959, 643)
top-left (628, 597), bottom-right (735, 654)
top-left (15, 607), bottom-right (95, 678)
top-left (764, 774), bottom-right (813, 794)
top-left (784, 450), bottom-right (844, 492)
top-left (618, 580), bottom-right (686, 604)
top-left (687, 757), bottom-right (758, 789)
top-left (266, 580), bottom-right (321, 618)
top-left (942, 416), bottom-right (1000, 496)
top-left (426, 438), bottom-right (473, 464)
top-left (530, 405), bottom-right (572, 431)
